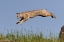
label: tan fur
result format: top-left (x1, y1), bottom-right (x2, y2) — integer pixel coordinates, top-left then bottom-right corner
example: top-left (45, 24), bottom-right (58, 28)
top-left (16, 9), bottom-right (56, 25)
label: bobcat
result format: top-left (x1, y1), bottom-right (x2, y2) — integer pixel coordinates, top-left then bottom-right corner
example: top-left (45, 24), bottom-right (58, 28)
top-left (16, 9), bottom-right (56, 25)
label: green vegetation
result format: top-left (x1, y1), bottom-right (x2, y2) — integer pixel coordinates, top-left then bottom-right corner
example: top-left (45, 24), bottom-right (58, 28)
top-left (0, 28), bottom-right (63, 42)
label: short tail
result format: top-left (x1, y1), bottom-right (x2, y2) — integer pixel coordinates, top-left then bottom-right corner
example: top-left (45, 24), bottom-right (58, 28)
top-left (51, 14), bottom-right (56, 18)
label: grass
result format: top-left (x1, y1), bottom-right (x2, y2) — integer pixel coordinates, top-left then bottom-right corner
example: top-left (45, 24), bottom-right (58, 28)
top-left (0, 28), bottom-right (63, 42)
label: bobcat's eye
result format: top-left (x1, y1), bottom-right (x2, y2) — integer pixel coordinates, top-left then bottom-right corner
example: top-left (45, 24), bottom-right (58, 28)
top-left (17, 16), bottom-right (19, 19)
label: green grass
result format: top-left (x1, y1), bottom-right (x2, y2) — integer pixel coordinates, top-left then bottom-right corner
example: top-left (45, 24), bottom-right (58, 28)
top-left (0, 28), bottom-right (63, 42)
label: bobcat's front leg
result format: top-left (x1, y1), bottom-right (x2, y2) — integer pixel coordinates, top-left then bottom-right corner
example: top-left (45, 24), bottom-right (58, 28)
top-left (16, 18), bottom-right (24, 24)
top-left (16, 21), bottom-right (20, 24)
top-left (20, 17), bottom-right (29, 25)
top-left (16, 22), bottom-right (19, 24)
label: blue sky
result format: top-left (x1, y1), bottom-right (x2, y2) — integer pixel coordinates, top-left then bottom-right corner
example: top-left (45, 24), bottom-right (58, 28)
top-left (0, 0), bottom-right (64, 36)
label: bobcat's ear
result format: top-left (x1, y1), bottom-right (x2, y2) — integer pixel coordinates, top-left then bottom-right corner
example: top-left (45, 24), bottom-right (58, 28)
top-left (42, 9), bottom-right (47, 10)
top-left (45, 9), bottom-right (47, 10)
top-left (16, 13), bottom-right (20, 14)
